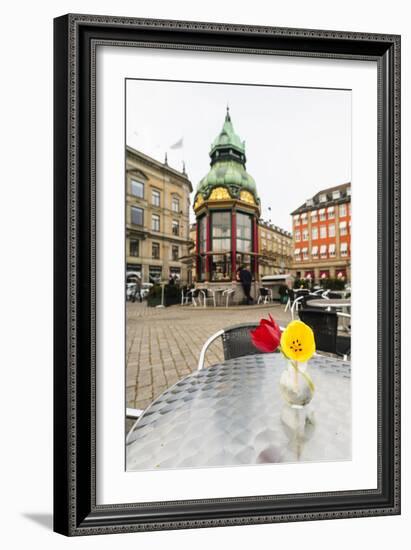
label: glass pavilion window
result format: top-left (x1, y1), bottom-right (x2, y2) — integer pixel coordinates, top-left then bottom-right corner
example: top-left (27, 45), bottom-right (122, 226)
top-left (198, 215), bottom-right (207, 282)
top-left (236, 212), bottom-right (254, 275)
top-left (211, 211), bottom-right (231, 281)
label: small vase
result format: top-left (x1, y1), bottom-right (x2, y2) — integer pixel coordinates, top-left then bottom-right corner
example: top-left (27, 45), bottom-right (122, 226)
top-left (279, 360), bottom-right (315, 408)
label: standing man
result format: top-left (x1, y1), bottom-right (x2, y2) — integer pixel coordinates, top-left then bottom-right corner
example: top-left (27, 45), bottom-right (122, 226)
top-left (131, 275), bottom-right (142, 303)
top-left (237, 265), bottom-right (253, 305)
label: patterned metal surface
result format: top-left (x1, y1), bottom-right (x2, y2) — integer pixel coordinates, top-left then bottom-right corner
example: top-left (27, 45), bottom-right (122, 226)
top-left (127, 354), bottom-right (351, 470)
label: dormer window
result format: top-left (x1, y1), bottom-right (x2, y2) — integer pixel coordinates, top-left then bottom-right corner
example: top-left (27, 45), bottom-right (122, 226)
top-left (332, 190), bottom-right (341, 200)
top-left (306, 198), bottom-right (314, 206)
top-left (319, 193), bottom-right (327, 203)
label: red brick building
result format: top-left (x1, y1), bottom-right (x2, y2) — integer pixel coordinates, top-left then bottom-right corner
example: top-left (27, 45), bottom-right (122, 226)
top-left (291, 183), bottom-right (351, 283)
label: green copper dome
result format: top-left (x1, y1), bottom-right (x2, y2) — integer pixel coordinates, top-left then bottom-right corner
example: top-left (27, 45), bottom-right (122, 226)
top-left (195, 108), bottom-right (259, 206)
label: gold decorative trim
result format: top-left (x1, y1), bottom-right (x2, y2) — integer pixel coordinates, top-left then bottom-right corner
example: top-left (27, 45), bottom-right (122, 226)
top-left (240, 190), bottom-right (256, 205)
top-left (193, 194), bottom-right (204, 210)
top-left (209, 187), bottom-right (231, 201)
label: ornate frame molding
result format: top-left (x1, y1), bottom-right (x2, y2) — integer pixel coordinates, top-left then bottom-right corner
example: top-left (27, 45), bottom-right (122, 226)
top-left (54, 14), bottom-right (400, 536)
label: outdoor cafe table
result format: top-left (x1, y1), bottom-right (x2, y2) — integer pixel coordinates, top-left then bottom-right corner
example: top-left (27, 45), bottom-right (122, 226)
top-left (126, 354), bottom-right (351, 470)
top-left (306, 298), bottom-right (351, 310)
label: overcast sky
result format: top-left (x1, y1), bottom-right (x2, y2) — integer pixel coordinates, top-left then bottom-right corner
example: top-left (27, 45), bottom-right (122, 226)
top-left (126, 79), bottom-right (351, 231)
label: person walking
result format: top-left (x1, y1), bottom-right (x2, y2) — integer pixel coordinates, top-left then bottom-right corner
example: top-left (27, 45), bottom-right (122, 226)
top-left (131, 275), bottom-right (142, 303)
top-left (237, 265), bottom-right (253, 305)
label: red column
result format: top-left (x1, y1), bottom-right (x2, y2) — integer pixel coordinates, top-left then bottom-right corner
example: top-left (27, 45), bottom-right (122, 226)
top-left (195, 221), bottom-right (200, 282)
top-left (206, 213), bottom-right (212, 281)
top-left (253, 218), bottom-right (259, 278)
top-left (231, 210), bottom-right (237, 280)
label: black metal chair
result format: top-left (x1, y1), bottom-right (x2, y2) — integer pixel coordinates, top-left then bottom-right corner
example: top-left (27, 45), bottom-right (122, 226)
top-left (298, 309), bottom-right (351, 359)
top-left (197, 322), bottom-right (283, 370)
top-left (257, 287), bottom-right (272, 304)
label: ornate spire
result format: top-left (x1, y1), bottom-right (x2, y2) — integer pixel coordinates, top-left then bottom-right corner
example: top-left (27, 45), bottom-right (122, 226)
top-left (226, 104), bottom-right (231, 122)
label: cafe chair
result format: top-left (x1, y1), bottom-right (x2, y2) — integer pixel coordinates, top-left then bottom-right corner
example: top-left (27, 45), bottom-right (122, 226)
top-left (298, 309), bottom-right (351, 360)
top-left (257, 287), bottom-right (272, 304)
top-left (197, 322), bottom-right (284, 370)
top-left (200, 288), bottom-right (216, 308)
top-left (222, 288), bottom-right (235, 307)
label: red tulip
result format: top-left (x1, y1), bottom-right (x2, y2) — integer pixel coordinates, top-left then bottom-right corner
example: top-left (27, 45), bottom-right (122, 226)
top-left (250, 314), bottom-right (281, 353)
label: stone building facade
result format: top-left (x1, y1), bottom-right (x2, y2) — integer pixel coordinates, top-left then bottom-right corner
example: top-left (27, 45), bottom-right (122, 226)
top-left (126, 146), bottom-right (193, 284)
top-left (291, 183), bottom-right (351, 282)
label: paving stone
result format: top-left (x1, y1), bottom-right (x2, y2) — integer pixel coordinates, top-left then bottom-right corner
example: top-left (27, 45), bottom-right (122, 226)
top-left (126, 301), bottom-right (292, 409)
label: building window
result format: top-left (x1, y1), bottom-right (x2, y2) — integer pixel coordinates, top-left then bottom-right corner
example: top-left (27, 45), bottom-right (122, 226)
top-left (295, 230), bottom-right (301, 242)
top-left (236, 212), bottom-right (252, 253)
top-left (320, 245), bottom-right (327, 259)
top-left (311, 246), bottom-right (318, 259)
top-left (130, 239), bottom-right (139, 257)
top-left (306, 198), bottom-right (314, 206)
top-left (302, 247), bottom-right (309, 260)
top-left (310, 210), bottom-right (318, 222)
top-left (319, 208), bottom-right (326, 221)
top-left (319, 193), bottom-right (327, 203)
top-left (312, 227), bottom-right (318, 240)
top-left (131, 206), bottom-right (144, 226)
top-left (149, 266), bottom-right (162, 284)
top-left (172, 220), bottom-right (180, 236)
top-left (172, 197), bottom-right (180, 213)
top-left (329, 224), bottom-right (336, 237)
top-left (293, 215), bottom-right (300, 223)
top-left (341, 242), bottom-right (348, 257)
top-left (294, 248), bottom-right (301, 262)
top-left (130, 179), bottom-right (144, 198)
top-left (171, 245), bottom-right (179, 261)
top-left (320, 225), bottom-right (327, 239)
top-left (339, 203), bottom-right (347, 217)
top-left (302, 229), bottom-right (309, 241)
top-left (152, 189), bottom-right (160, 207)
top-left (261, 230), bottom-right (266, 238)
top-left (339, 221), bottom-right (347, 236)
top-left (329, 243), bottom-right (336, 258)
top-left (328, 206), bottom-right (335, 218)
top-left (152, 242), bottom-right (160, 259)
top-left (170, 267), bottom-right (181, 281)
top-left (332, 190), bottom-right (341, 200)
top-left (152, 214), bottom-right (160, 232)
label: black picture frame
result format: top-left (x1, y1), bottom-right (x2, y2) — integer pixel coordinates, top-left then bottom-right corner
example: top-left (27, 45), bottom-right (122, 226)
top-left (53, 14), bottom-right (401, 536)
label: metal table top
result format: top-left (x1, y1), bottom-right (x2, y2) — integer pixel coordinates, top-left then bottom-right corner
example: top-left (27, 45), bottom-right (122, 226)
top-left (127, 354), bottom-right (351, 471)
top-left (307, 299), bottom-right (351, 309)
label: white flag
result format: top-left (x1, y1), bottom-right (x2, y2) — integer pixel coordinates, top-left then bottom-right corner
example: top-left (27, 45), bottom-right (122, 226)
top-left (170, 137), bottom-right (184, 149)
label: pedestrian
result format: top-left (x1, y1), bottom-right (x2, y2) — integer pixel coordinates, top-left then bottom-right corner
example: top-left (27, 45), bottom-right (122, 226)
top-left (237, 265), bottom-right (253, 305)
top-left (131, 275), bottom-right (142, 303)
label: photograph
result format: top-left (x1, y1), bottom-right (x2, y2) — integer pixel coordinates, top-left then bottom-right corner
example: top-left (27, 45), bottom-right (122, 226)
top-left (124, 79), bottom-right (352, 471)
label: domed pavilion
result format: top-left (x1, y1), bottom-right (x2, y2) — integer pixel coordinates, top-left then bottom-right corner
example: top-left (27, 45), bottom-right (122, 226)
top-left (193, 108), bottom-right (261, 289)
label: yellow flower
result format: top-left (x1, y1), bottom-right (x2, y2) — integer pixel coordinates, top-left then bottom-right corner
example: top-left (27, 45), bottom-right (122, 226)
top-left (280, 320), bottom-right (316, 363)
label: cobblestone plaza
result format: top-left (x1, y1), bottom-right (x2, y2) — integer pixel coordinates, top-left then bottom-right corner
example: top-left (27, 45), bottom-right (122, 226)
top-left (126, 302), bottom-right (293, 411)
